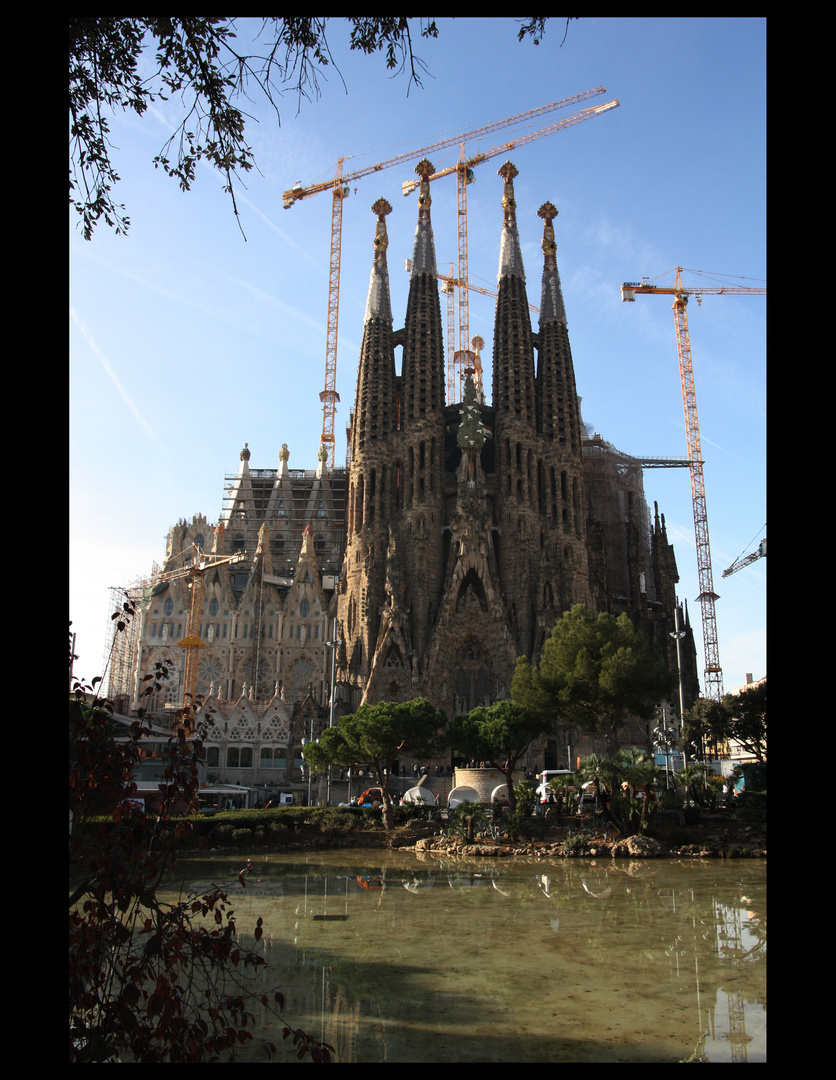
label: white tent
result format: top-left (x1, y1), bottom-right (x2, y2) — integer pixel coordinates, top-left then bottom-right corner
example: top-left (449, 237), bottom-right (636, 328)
top-left (447, 785), bottom-right (481, 809)
top-left (402, 785), bottom-right (435, 805)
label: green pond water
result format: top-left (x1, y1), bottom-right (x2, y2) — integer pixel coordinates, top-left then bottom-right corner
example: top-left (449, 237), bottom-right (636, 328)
top-left (160, 850), bottom-right (766, 1063)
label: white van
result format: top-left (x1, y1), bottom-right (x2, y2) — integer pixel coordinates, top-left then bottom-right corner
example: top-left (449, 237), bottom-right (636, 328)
top-left (536, 770), bottom-right (574, 803)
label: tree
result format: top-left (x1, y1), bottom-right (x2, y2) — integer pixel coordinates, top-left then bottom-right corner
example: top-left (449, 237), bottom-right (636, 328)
top-left (301, 697), bottom-right (448, 829)
top-left (69, 17), bottom-right (564, 239)
top-left (682, 697), bottom-right (730, 761)
top-left (683, 680), bottom-right (766, 765)
top-left (69, 619), bottom-right (332, 1063)
top-left (576, 748), bottom-right (661, 836)
top-left (512, 604), bottom-right (677, 759)
top-left (450, 700), bottom-right (545, 814)
top-left (722, 680), bottom-right (766, 764)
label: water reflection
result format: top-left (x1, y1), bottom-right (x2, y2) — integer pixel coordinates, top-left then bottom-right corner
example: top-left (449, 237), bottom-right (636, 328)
top-left (161, 851), bottom-right (765, 1063)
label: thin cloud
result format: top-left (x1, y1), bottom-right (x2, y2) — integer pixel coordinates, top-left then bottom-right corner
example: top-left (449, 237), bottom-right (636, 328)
top-left (70, 307), bottom-right (156, 439)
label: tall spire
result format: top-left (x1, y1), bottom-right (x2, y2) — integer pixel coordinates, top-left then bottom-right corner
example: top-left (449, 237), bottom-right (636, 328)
top-left (492, 161), bottom-right (536, 427)
top-left (364, 198), bottom-right (393, 323)
top-left (351, 200), bottom-right (398, 459)
top-left (401, 158), bottom-right (445, 423)
top-left (497, 161), bottom-right (525, 281)
top-left (410, 159), bottom-right (438, 279)
top-left (537, 201), bottom-right (567, 325)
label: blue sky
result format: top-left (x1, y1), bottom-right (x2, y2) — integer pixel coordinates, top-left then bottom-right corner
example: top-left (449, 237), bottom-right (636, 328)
top-left (69, 17), bottom-right (766, 693)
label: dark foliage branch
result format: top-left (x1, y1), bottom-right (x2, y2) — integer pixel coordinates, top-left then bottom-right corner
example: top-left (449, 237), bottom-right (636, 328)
top-left (69, 17), bottom-right (557, 240)
top-left (68, 609), bottom-right (333, 1062)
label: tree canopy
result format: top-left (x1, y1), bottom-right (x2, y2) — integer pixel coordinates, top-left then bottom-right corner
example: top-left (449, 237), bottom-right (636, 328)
top-left (69, 17), bottom-right (566, 239)
top-left (512, 604), bottom-right (676, 758)
top-left (301, 697), bottom-right (448, 828)
top-left (450, 700), bottom-right (545, 812)
top-left (683, 679), bottom-right (767, 764)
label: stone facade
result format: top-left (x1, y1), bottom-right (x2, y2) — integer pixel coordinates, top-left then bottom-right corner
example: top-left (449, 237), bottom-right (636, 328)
top-left (122, 158), bottom-right (699, 789)
top-left (336, 160), bottom-right (698, 742)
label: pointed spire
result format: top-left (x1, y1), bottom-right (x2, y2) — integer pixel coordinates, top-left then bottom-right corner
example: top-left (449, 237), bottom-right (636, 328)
top-left (221, 443), bottom-right (254, 525)
top-left (497, 161), bottom-right (525, 281)
top-left (410, 159), bottom-right (437, 278)
top-left (537, 202), bottom-right (567, 325)
top-left (364, 198), bottom-right (393, 323)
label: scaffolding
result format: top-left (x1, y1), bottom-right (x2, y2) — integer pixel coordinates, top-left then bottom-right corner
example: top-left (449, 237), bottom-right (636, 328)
top-left (221, 467), bottom-right (348, 576)
top-left (104, 578), bottom-right (151, 712)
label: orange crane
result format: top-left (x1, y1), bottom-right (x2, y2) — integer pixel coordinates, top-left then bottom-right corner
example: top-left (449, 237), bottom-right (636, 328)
top-left (282, 87), bottom-right (612, 465)
top-left (404, 99), bottom-right (620, 402)
top-left (621, 268), bottom-right (766, 702)
top-left (155, 548), bottom-right (246, 730)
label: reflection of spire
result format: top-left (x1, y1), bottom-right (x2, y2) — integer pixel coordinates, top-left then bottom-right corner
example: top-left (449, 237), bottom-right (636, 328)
top-left (410, 159), bottom-right (437, 279)
top-left (497, 161), bottom-right (525, 281)
top-left (364, 198), bottom-right (393, 323)
top-left (538, 202), bottom-right (568, 326)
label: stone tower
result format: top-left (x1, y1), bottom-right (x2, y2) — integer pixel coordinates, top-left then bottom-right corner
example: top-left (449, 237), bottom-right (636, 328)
top-left (124, 161), bottom-right (698, 781)
top-left (337, 161), bottom-right (600, 717)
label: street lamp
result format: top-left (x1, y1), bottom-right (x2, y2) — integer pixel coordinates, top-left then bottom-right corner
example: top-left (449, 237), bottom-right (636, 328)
top-left (300, 714), bottom-right (318, 806)
top-left (324, 634), bottom-right (343, 805)
top-left (669, 600), bottom-right (688, 767)
top-left (653, 715), bottom-right (677, 789)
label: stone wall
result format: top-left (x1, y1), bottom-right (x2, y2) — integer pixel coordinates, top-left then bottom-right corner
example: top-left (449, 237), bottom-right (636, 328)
top-left (453, 767), bottom-right (525, 803)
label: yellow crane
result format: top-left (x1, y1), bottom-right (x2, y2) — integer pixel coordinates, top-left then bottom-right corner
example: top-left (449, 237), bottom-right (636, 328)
top-left (282, 86), bottom-right (612, 464)
top-left (621, 268), bottom-right (766, 701)
top-left (155, 548), bottom-right (246, 730)
top-left (404, 99), bottom-right (620, 402)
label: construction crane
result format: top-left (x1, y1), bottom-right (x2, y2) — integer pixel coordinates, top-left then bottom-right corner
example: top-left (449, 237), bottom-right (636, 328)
top-left (155, 548), bottom-right (246, 730)
top-left (621, 268), bottom-right (766, 702)
top-left (282, 86), bottom-right (612, 465)
top-left (404, 99), bottom-right (620, 402)
top-left (723, 534), bottom-right (766, 578)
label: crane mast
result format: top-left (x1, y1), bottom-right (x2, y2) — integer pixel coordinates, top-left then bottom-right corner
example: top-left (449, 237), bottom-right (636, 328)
top-left (155, 549), bottom-right (246, 730)
top-left (622, 268), bottom-right (766, 702)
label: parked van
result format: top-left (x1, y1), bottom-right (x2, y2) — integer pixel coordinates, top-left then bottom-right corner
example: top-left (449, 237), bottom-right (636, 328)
top-left (536, 769), bottom-right (574, 804)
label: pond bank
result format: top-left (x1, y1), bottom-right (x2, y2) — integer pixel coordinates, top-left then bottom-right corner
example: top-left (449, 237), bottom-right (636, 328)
top-left (199, 812), bottom-right (766, 860)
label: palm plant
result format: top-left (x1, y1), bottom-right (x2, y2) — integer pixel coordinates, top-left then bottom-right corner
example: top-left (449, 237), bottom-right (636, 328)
top-left (449, 800), bottom-right (488, 843)
top-left (679, 762), bottom-right (717, 809)
top-left (612, 747), bottom-right (660, 833)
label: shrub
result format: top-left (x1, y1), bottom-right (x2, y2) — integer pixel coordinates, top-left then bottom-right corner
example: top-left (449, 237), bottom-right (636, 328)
top-left (563, 831), bottom-right (591, 855)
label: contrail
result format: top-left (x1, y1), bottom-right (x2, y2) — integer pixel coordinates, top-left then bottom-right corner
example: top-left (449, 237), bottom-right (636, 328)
top-left (70, 307), bottom-right (155, 439)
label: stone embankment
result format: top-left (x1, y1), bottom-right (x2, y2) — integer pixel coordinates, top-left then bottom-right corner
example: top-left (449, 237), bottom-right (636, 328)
top-left (405, 831), bottom-right (765, 859)
top-left (223, 819), bottom-right (766, 859)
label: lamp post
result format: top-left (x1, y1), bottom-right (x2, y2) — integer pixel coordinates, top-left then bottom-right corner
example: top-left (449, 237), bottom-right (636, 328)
top-left (324, 634), bottom-right (343, 805)
top-left (300, 714), bottom-right (318, 806)
top-left (669, 600), bottom-right (688, 767)
top-left (653, 713), bottom-right (677, 789)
